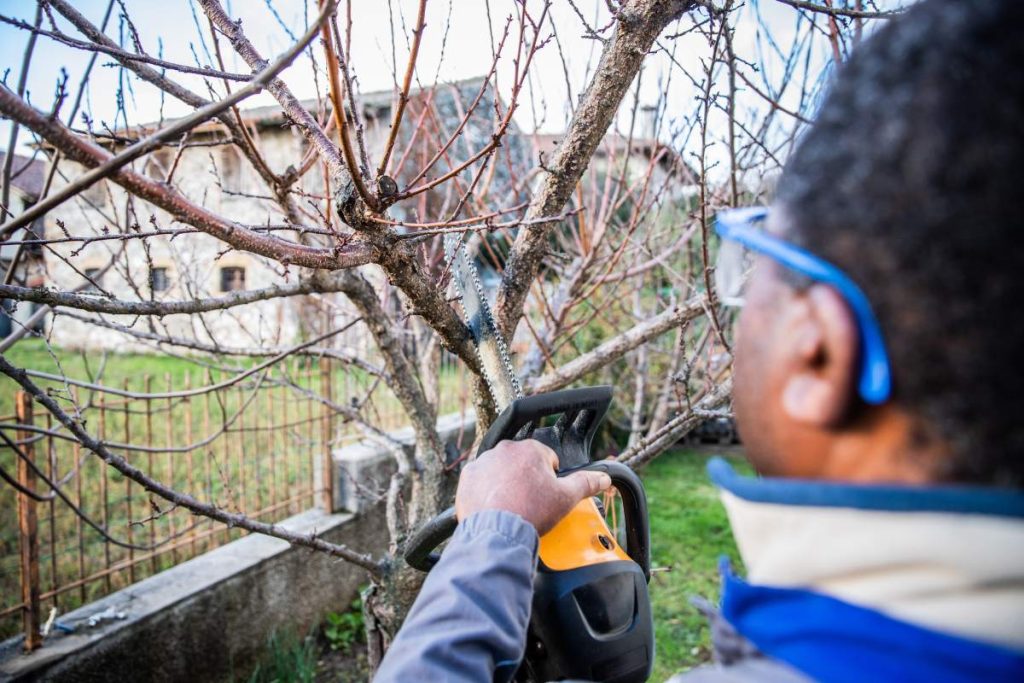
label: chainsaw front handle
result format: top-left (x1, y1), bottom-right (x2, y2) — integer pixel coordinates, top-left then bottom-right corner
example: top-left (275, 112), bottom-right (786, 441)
top-left (567, 460), bottom-right (651, 581)
top-left (478, 386), bottom-right (613, 470)
top-left (403, 506), bottom-right (457, 571)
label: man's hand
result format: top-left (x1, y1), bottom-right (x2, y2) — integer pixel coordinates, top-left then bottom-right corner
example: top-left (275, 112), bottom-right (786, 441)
top-left (455, 439), bottom-right (612, 536)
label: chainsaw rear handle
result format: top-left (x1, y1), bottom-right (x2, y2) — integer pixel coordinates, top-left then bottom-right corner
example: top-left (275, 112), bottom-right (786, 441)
top-left (403, 460), bottom-right (650, 579)
top-left (403, 506), bottom-right (457, 572)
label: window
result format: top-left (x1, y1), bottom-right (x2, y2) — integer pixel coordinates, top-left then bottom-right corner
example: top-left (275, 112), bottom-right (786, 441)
top-left (146, 150), bottom-right (172, 182)
top-left (220, 147), bottom-right (242, 193)
top-left (220, 266), bottom-right (245, 292)
top-left (83, 180), bottom-right (107, 207)
top-left (149, 267), bottom-right (170, 292)
top-left (83, 267), bottom-right (103, 293)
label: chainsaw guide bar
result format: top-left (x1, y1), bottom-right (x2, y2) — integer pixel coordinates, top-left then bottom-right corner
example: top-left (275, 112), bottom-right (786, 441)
top-left (443, 231), bottom-right (522, 411)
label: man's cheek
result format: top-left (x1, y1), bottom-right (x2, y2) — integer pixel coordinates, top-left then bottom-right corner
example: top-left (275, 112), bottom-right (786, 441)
top-left (732, 305), bottom-right (771, 432)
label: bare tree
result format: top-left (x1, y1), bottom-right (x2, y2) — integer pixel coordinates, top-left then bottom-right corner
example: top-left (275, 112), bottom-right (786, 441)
top-left (0, 0), bottom-right (898, 663)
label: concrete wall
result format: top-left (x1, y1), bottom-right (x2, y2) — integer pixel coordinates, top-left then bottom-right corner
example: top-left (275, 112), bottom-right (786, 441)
top-left (0, 508), bottom-right (386, 683)
top-left (333, 412), bottom-right (475, 514)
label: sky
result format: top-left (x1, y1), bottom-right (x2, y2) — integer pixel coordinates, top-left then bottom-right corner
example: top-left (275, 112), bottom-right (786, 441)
top-left (0, 1), bottom-right (894, 175)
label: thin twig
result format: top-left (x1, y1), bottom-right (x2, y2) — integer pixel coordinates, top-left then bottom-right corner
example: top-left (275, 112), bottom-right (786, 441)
top-left (0, 354), bottom-right (385, 573)
top-left (376, 0), bottom-right (427, 179)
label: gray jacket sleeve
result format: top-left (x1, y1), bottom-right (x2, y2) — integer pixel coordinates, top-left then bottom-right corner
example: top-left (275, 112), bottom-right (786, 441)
top-left (373, 509), bottom-right (539, 683)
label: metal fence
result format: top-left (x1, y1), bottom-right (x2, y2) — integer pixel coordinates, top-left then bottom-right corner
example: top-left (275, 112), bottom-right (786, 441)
top-left (1, 354), bottom-right (471, 647)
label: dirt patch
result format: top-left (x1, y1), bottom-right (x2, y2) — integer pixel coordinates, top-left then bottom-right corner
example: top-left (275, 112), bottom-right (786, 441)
top-left (314, 639), bottom-right (370, 682)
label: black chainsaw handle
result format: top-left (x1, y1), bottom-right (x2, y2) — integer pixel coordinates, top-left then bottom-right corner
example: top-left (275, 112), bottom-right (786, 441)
top-left (478, 386), bottom-right (613, 468)
top-left (403, 461), bottom-right (650, 580)
top-left (403, 506), bottom-right (457, 572)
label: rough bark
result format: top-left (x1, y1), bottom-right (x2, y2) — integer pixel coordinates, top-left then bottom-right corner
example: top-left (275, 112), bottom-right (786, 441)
top-left (335, 270), bottom-right (448, 526)
top-left (198, 0), bottom-right (483, 377)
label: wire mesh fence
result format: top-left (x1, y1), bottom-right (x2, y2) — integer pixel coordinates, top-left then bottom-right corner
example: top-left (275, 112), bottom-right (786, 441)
top-left (0, 352), bottom-right (471, 644)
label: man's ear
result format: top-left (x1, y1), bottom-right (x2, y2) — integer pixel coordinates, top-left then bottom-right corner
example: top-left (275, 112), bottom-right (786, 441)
top-left (780, 284), bottom-right (859, 427)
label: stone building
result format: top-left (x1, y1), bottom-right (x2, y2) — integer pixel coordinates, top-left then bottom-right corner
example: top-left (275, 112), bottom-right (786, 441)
top-left (0, 152), bottom-right (48, 338)
top-left (37, 77), bottom-right (692, 354)
top-left (40, 78), bottom-right (529, 352)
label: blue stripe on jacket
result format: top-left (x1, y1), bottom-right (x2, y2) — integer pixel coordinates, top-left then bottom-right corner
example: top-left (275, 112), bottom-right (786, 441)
top-left (720, 561), bottom-right (1024, 683)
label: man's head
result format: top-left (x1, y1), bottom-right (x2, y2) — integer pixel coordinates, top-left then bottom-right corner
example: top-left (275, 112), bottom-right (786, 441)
top-left (731, 0), bottom-right (1023, 487)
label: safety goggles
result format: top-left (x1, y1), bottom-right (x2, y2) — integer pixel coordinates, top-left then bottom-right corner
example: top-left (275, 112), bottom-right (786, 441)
top-left (714, 206), bottom-right (892, 405)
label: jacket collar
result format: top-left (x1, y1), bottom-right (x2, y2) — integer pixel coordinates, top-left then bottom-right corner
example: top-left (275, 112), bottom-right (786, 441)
top-left (708, 457), bottom-right (1024, 651)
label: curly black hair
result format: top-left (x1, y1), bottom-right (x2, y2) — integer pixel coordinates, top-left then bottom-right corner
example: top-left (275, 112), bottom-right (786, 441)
top-left (775, 0), bottom-right (1023, 486)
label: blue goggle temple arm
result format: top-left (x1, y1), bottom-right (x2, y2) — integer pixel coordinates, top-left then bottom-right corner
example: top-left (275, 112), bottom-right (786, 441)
top-left (715, 207), bottom-right (892, 405)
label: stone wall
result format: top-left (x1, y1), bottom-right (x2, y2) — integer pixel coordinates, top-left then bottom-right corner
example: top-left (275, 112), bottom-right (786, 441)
top-left (0, 508), bottom-right (386, 683)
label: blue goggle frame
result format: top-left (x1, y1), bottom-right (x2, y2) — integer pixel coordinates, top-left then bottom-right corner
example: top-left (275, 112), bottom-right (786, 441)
top-left (715, 206), bottom-right (892, 405)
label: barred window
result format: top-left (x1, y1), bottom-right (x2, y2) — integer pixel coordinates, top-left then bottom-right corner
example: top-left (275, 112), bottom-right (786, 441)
top-left (220, 266), bottom-right (245, 292)
top-left (149, 267), bottom-right (170, 292)
top-left (83, 267), bottom-right (102, 293)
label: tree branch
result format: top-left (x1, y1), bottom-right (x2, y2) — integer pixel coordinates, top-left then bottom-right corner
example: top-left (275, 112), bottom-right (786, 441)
top-left (44, 0), bottom-right (294, 214)
top-left (0, 1), bottom-right (329, 239)
top-left (0, 277), bottom-right (343, 316)
top-left (0, 14), bottom-right (255, 81)
top-left (0, 89), bottom-right (374, 269)
top-left (775, 0), bottom-right (901, 20)
top-left (528, 294), bottom-right (706, 394)
top-left (495, 0), bottom-right (695, 338)
top-left (319, 0), bottom-right (379, 211)
top-left (376, 0), bottom-right (427, 179)
top-left (618, 377), bottom-right (732, 470)
top-left (199, 0), bottom-right (347, 177)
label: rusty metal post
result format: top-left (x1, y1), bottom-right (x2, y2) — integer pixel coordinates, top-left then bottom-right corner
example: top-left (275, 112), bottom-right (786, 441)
top-left (16, 391), bottom-right (41, 652)
top-left (319, 356), bottom-right (335, 512)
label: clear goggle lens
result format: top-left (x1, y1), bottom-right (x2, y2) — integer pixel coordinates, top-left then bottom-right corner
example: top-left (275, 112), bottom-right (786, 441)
top-left (714, 238), bottom-right (756, 307)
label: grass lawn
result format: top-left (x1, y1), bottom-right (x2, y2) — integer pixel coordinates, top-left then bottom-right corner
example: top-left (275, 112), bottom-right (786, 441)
top-left (5, 338), bottom-right (746, 678)
top-left (641, 447), bottom-right (750, 679)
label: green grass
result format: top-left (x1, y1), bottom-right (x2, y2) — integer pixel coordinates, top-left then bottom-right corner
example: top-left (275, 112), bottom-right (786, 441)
top-left (4, 338), bottom-right (746, 677)
top-left (639, 448), bottom-right (751, 680)
top-left (0, 338), bottom-right (211, 416)
top-left (245, 628), bottom-right (319, 683)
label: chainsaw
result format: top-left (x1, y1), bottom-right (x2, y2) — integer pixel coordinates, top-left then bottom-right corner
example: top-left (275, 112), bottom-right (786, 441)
top-left (403, 232), bottom-right (654, 683)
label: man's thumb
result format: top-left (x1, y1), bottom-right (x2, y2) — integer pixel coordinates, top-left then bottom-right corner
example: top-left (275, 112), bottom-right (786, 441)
top-left (559, 470), bottom-right (612, 503)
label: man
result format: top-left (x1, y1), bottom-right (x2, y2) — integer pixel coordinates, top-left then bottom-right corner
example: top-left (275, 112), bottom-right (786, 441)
top-left (375, 0), bottom-right (1024, 680)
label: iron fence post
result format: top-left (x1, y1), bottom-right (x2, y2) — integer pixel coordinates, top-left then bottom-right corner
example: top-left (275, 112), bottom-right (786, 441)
top-left (16, 391), bottom-right (41, 652)
top-left (320, 356), bottom-right (335, 512)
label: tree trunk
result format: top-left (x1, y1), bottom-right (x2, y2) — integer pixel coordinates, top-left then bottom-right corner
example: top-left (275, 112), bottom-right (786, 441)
top-left (362, 562), bottom-right (427, 670)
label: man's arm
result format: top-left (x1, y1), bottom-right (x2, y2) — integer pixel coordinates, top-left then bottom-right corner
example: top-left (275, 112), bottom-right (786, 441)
top-left (373, 439), bottom-right (612, 681)
top-left (373, 510), bottom-right (538, 683)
